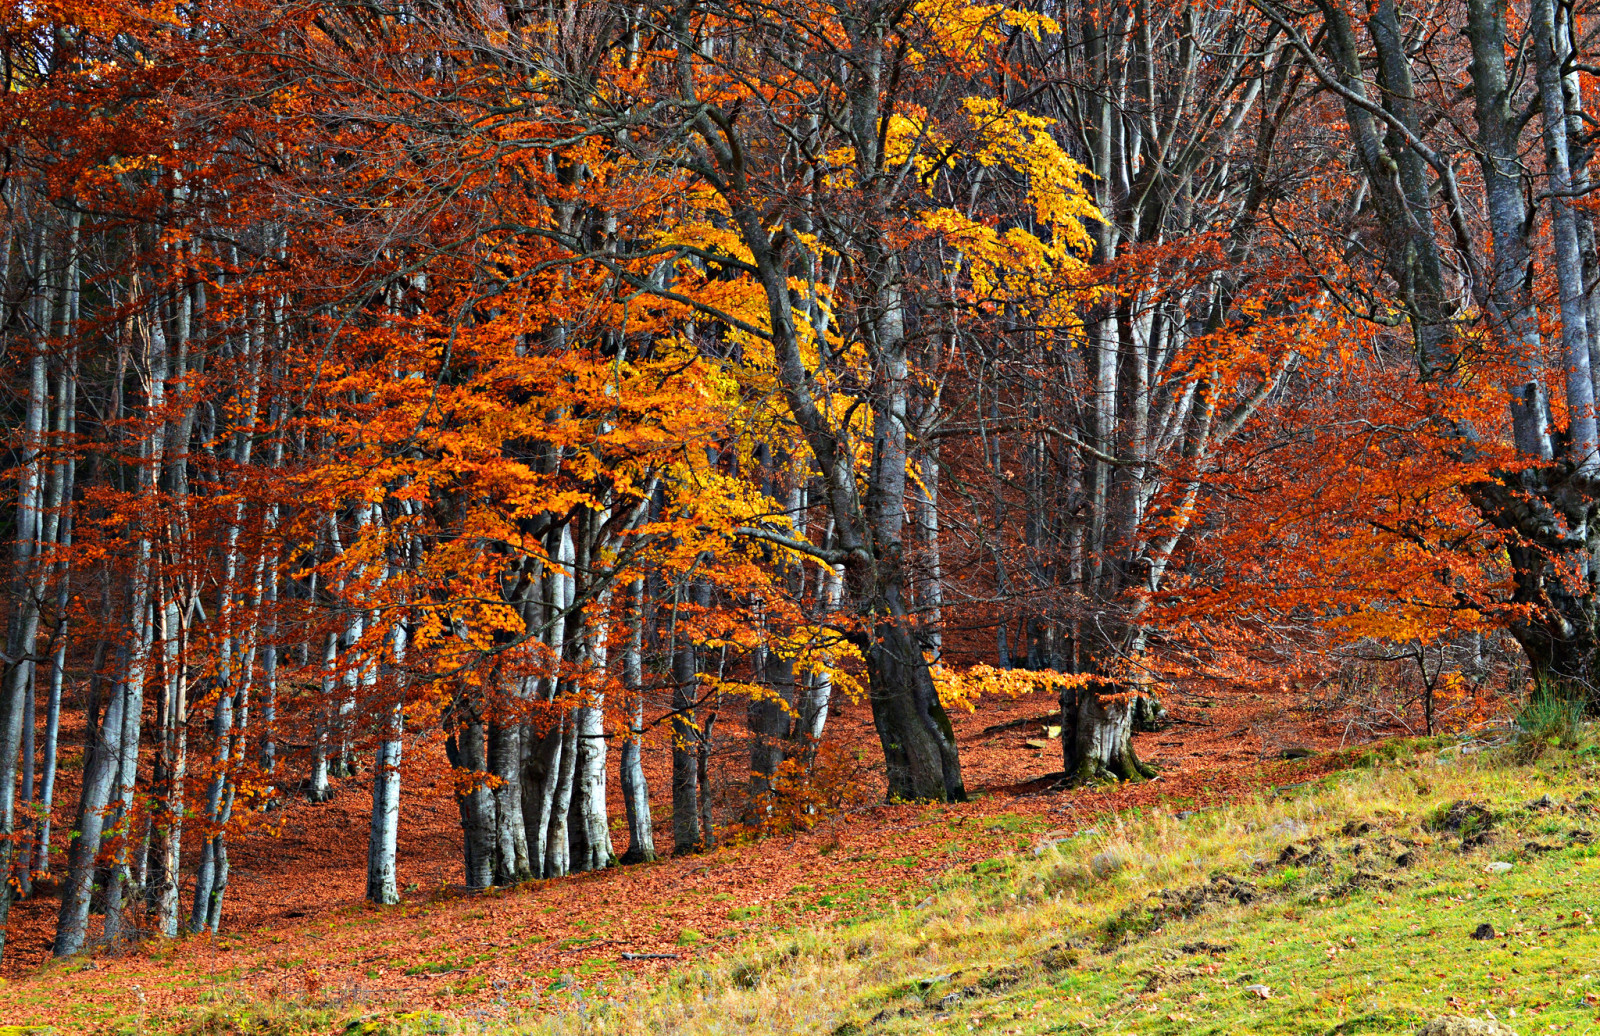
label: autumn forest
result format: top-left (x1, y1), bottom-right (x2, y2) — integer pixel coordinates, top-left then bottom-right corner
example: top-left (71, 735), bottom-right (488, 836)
top-left (2, 0), bottom-right (1600, 1028)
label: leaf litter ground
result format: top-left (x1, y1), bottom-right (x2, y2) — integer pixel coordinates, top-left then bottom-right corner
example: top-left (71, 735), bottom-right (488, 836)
top-left (0, 681), bottom-right (1390, 1030)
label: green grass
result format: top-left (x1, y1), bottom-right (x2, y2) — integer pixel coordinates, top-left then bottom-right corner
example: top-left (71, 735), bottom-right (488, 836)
top-left (74, 736), bottom-right (1600, 1034)
top-left (512, 739), bottom-right (1600, 1036)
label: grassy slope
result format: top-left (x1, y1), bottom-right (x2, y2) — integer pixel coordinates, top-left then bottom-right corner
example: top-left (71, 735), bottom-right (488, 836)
top-left (509, 739), bottom-right (1600, 1036)
top-left (47, 738), bottom-right (1600, 1035)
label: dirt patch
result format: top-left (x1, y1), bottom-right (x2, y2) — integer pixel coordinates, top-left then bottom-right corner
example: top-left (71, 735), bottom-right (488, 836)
top-left (1104, 874), bottom-right (1258, 948)
top-left (1278, 841), bottom-right (1326, 866)
top-left (1432, 800), bottom-right (1495, 834)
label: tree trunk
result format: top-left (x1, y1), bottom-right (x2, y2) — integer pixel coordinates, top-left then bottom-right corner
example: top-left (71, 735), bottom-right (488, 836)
top-left (860, 591), bottom-right (965, 803)
top-left (747, 646), bottom-right (793, 813)
top-left (1060, 679), bottom-right (1157, 785)
top-left (670, 580), bottom-right (703, 854)
top-left (488, 718), bottom-right (529, 883)
top-left (445, 704), bottom-right (495, 890)
top-left (544, 712), bottom-right (578, 878)
top-left (618, 580), bottom-right (655, 864)
top-left (567, 700), bottom-right (610, 872)
top-left (149, 593), bottom-right (190, 938)
top-left (367, 705), bottom-right (403, 905)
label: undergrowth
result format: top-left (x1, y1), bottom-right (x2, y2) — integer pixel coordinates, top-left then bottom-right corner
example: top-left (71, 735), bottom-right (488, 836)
top-left (1515, 680), bottom-right (1591, 760)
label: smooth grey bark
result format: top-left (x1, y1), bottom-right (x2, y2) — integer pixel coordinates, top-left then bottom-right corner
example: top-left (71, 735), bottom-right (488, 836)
top-left (1466, 0), bottom-right (1552, 462)
top-left (544, 713), bottom-right (577, 878)
top-left (1061, 680), bottom-right (1148, 784)
top-left (488, 718), bottom-right (529, 883)
top-left (149, 266), bottom-right (198, 940)
top-left (34, 335), bottom-right (77, 883)
top-left (308, 627), bottom-right (339, 803)
top-left (669, 579), bottom-right (703, 853)
top-left (367, 712), bottom-right (403, 905)
top-left (1531, 0), bottom-right (1600, 475)
top-left (519, 524), bottom-right (584, 880)
top-left (149, 594), bottom-right (190, 938)
top-left (747, 644), bottom-right (794, 810)
top-left (99, 282), bottom-right (171, 949)
top-left (366, 496), bottom-right (411, 906)
top-left (446, 702), bottom-right (496, 890)
top-left (618, 580), bottom-right (655, 864)
top-left (0, 230), bottom-right (52, 954)
top-left (190, 301), bottom-right (260, 933)
top-left (563, 513), bottom-right (610, 874)
top-left (566, 700), bottom-right (611, 872)
top-left (518, 537), bottom-right (569, 876)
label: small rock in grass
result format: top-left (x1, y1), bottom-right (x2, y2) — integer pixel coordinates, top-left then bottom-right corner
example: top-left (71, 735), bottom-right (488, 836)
top-left (1244, 983), bottom-right (1271, 999)
top-left (1470, 923), bottom-right (1497, 940)
top-left (1484, 861), bottom-right (1513, 874)
top-left (1526, 794), bottom-right (1557, 812)
top-left (1415, 1015), bottom-right (1519, 1035)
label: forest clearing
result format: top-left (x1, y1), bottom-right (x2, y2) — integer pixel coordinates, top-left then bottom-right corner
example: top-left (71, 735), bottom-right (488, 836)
top-left (7, 0), bottom-right (1600, 1031)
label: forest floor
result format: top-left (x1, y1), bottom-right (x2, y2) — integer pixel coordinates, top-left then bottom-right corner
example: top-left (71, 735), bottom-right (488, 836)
top-left (0, 679), bottom-right (1458, 1034)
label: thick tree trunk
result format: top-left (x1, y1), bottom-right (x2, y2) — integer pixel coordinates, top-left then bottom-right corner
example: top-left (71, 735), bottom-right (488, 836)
top-left (100, 286), bottom-right (171, 949)
top-left (445, 706), bottom-right (495, 890)
top-left (0, 257), bottom-right (52, 953)
top-left (488, 718), bottom-right (530, 883)
top-left (861, 600), bottom-right (965, 803)
top-left (149, 595), bottom-right (190, 938)
top-left (1532, 0), bottom-right (1600, 474)
top-left (544, 712), bottom-right (578, 878)
top-left (521, 719), bottom-right (562, 877)
top-left (567, 701), bottom-right (610, 872)
top-left (1060, 679), bottom-right (1157, 785)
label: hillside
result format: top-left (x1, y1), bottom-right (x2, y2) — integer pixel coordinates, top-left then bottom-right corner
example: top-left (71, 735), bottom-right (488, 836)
top-left (457, 736), bottom-right (1600, 1036)
top-left (3, 697), bottom-right (1593, 1035)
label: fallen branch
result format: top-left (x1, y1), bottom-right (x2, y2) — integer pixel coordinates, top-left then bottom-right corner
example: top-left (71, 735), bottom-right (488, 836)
top-left (979, 713), bottom-right (1062, 736)
top-left (620, 952), bottom-right (682, 961)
